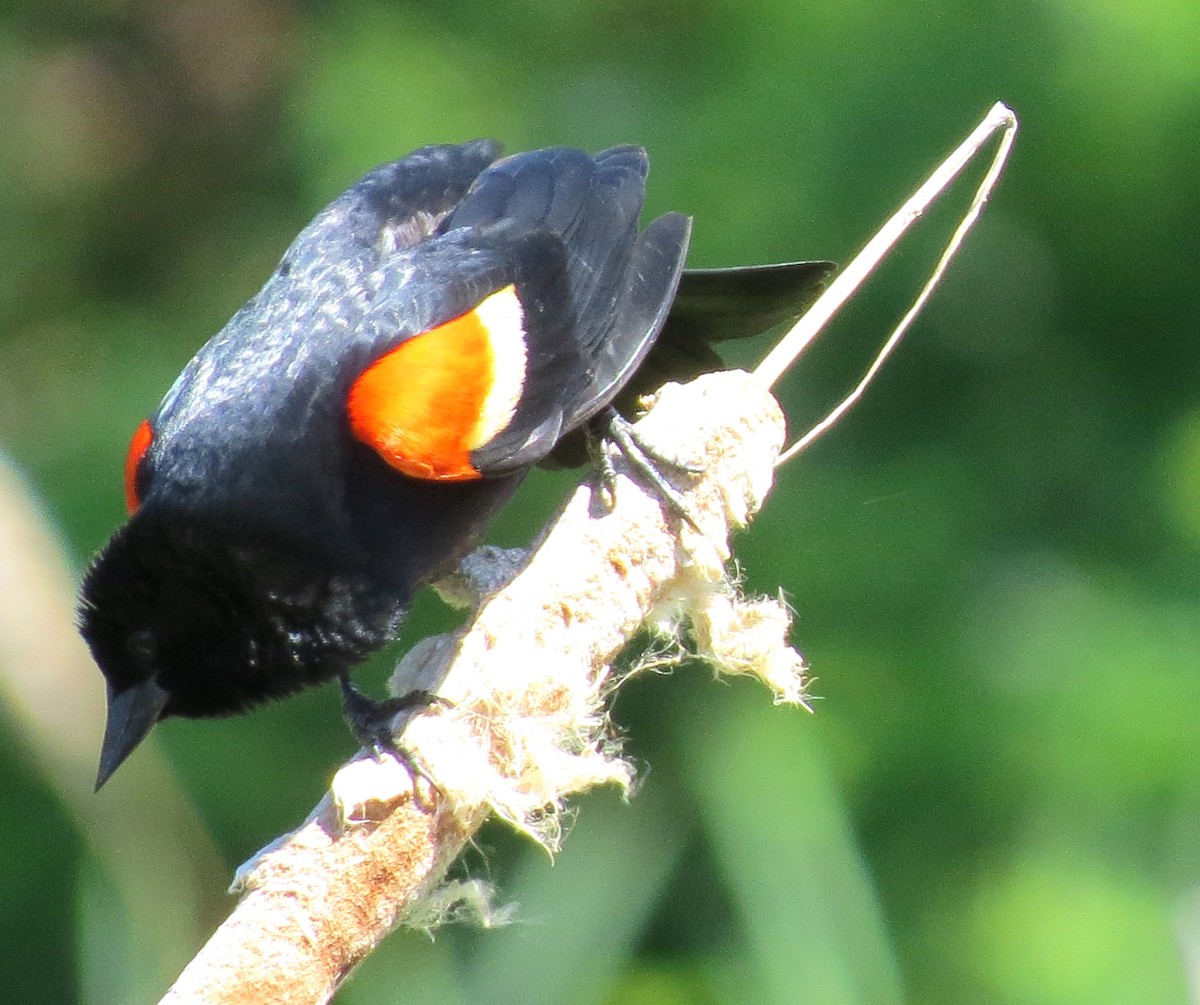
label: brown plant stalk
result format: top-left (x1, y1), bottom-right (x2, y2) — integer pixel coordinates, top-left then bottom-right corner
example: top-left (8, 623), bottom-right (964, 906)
top-left (160, 370), bottom-right (808, 1004)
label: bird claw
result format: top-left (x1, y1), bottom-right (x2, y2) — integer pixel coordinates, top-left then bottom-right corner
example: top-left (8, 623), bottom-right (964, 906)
top-left (339, 675), bottom-right (448, 804)
top-left (592, 409), bottom-right (703, 529)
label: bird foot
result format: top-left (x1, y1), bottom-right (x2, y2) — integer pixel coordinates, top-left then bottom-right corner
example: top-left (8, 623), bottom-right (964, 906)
top-left (591, 408), bottom-right (703, 529)
top-left (339, 675), bottom-right (448, 801)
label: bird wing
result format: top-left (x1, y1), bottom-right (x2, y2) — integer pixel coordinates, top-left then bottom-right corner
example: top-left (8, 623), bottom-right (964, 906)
top-left (345, 146), bottom-right (691, 481)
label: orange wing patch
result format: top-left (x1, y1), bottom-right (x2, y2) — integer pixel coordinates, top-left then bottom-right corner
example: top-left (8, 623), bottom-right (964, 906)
top-left (348, 286), bottom-right (527, 480)
top-left (124, 419), bottom-right (153, 513)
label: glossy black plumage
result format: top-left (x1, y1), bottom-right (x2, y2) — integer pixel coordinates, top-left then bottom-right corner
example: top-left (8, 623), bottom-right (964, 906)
top-left (79, 141), bottom-right (834, 788)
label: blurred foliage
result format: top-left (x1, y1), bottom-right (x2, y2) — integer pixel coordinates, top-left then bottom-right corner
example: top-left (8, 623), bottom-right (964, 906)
top-left (1, 0), bottom-right (1198, 1002)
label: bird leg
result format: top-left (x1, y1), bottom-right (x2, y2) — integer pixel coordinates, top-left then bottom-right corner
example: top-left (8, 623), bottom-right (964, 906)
top-left (591, 407), bottom-right (703, 529)
top-left (338, 673), bottom-right (448, 798)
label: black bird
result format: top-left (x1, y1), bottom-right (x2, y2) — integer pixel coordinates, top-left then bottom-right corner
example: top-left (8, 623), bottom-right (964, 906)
top-left (79, 141), bottom-right (833, 789)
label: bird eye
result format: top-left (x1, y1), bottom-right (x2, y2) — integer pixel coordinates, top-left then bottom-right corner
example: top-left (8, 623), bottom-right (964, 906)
top-left (127, 630), bottom-right (157, 666)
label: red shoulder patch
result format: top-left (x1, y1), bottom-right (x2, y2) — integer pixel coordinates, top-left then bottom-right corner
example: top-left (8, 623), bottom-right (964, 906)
top-left (124, 419), bottom-right (153, 513)
top-left (347, 286), bottom-right (527, 481)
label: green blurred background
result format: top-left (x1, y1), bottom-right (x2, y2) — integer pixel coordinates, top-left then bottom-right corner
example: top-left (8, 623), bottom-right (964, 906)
top-left (2, 0), bottom-right (1198, 1002)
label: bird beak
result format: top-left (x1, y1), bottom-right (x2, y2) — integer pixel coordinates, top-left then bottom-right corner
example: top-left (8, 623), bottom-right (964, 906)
top-left (95, 678), bottom-right (171, 790)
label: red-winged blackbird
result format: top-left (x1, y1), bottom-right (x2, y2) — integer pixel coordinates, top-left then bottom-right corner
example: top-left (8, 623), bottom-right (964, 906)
top-left (79, 141), bottom-right (833, 789)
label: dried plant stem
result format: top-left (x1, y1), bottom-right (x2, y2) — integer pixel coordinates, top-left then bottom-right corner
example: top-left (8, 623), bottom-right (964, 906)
top-left (755, 101), bottom-right (1019, 462)
top-left (161, 371), bottom-right (803, 1004)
